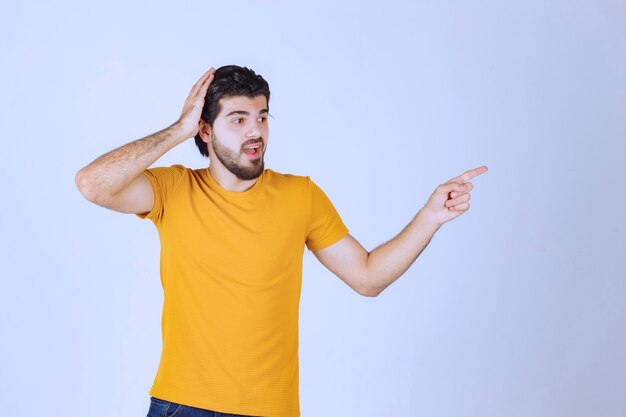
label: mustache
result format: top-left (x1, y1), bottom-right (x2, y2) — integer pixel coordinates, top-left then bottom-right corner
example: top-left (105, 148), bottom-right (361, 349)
top-left (241, 139), bottom-right (264, 148)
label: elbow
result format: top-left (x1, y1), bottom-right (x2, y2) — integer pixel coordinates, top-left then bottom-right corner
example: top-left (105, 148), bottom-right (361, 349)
top-left (360, 288), bottom-right (380, 297)
top-left (359, 274), bottom-right (382, 297)
top-left (75, 168), bottom-right (94, 200)
top-left (359, 255), bottom-right (382, 297)
top-left (75, 168), bottom-right (104, 204)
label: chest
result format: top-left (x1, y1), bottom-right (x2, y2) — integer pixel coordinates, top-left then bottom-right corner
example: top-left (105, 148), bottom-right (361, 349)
top-left (159, 187), bottom-right (307, 272)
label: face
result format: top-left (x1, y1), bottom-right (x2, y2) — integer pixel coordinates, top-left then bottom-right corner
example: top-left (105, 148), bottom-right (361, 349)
top-left (203, 95), bottom-right (269, 181)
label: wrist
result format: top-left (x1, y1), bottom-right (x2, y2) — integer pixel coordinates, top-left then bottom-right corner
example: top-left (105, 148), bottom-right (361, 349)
top-left (417, 207), bottom-right (443, 231)
top-left (166, 121), bottom-right (193, 144)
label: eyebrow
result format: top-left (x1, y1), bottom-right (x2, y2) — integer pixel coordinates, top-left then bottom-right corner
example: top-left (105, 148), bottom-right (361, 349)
top-left (225, 109), bottom-right (269, 117)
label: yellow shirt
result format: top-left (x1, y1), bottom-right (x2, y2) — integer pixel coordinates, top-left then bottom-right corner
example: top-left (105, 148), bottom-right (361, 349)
top-left (137, 165), bottom-right (348, 417)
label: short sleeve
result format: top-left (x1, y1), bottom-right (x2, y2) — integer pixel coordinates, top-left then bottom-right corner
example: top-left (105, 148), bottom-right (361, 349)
top-left (305, 178), bottom-right (349, 251)
top-left (135, 164), bottom-right (187, 224)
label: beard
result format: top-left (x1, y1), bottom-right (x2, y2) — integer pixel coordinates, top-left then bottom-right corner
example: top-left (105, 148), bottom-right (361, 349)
top-left (210, 132), bottom-right (265, 181)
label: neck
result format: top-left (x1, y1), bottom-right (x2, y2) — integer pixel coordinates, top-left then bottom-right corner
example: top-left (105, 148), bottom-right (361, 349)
top-left (208, 162), bottom-right (260, 192)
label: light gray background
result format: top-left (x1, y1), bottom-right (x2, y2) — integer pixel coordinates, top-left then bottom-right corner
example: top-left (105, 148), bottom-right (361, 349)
top-left (1, 1), bottom-right (625, 416)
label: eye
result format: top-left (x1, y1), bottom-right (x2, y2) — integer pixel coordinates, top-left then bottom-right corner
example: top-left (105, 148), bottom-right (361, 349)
top-left (258, 117), bottom-right (267, 123)
top-left (233, 118), bottom-right (243, 124)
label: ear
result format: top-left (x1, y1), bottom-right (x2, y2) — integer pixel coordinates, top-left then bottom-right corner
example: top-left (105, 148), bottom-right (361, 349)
top-left (198, 119), bottom-right (212, 144)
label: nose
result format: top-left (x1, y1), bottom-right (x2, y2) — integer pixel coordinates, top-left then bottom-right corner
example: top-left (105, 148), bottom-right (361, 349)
top-left (246, 122), bottom-right (262, 139)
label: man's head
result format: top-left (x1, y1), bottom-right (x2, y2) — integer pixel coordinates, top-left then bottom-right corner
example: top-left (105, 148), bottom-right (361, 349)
top-left (195, 65), bottom-right (271, 181)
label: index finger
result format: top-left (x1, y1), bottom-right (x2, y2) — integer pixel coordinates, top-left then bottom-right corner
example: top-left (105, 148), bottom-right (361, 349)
top-left (448, 165), bottom-right (489, 183)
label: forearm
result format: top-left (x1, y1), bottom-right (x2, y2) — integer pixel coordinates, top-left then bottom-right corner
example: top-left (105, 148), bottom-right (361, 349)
top-left (365, 208), bottom-right (441, 296)
top-left (76, 122), bottom-right (187, 201)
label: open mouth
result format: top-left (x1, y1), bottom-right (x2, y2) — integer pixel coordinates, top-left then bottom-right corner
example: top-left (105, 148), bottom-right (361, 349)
top-left (242, 143), bottom-right (262, 159)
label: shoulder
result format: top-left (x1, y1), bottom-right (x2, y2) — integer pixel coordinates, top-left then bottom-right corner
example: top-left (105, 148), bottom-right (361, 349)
top-left (264, 169), bottom-right (311, 190)
top-left (147, 163), bottom-right (191, 176)
top-left (143, 164), bottom-right (195, 192)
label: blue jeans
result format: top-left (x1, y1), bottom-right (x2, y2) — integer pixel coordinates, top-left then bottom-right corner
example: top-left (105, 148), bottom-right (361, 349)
top-left (146, 396), bottom-right (258, 417)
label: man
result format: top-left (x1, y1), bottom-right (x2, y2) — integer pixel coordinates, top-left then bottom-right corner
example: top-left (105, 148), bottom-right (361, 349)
top-left (76, 65), bottom-right (487, 417)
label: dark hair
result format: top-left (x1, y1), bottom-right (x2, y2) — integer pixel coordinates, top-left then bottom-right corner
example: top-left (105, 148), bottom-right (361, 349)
top-left (194, 65), bottom-right (271, 157)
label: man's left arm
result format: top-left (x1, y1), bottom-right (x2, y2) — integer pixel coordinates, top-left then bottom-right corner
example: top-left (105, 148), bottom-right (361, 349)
top-left (312, 165), bottom-right (488, 297)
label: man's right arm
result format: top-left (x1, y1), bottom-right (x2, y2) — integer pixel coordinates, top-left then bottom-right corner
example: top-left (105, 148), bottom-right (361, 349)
top-left (75, 124), bottom-right (188, 213)
top-left (75, 67), bottom-right (216, 214)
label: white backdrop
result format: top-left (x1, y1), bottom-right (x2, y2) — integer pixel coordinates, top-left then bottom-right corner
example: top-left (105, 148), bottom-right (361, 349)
top-left (1, 1), bottom-right (625, 416)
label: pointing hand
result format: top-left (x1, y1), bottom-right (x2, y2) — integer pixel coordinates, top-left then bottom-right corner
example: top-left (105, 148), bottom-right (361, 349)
top-left (422, 165), bottom-right (489, 227)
